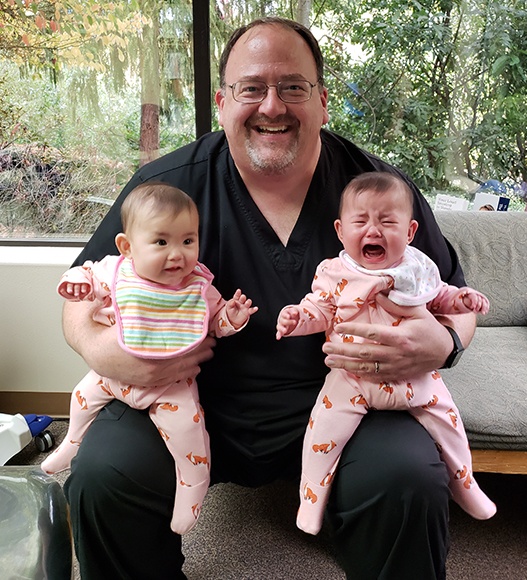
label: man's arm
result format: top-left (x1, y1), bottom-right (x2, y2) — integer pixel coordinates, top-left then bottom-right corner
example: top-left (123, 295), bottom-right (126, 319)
top-left (322, 294), bottom-right (476, 380)
top-left (63, 300), bottom-right (215, 387)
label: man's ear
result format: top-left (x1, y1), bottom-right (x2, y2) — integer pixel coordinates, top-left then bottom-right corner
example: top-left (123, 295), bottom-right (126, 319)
top-left (320, 86), bottom-right (330, 126)
top-left (115, 233), bottom-right (132, 257)
top-left (407, 219), bottom-right (418, 244)
top-left (215, 89), bottom-right (225, 128)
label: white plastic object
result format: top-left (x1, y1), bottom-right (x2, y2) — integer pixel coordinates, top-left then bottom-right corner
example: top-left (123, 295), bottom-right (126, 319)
top-left (0, 413), bottom-right (32, 466)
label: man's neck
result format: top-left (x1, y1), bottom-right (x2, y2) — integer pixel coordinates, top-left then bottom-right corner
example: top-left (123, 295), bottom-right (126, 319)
top-left (241, 168), bottom-right (315, 246)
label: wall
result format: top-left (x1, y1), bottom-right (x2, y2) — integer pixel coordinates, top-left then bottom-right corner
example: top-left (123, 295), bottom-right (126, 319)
top-left (0, 247), bottom-right (89, 417)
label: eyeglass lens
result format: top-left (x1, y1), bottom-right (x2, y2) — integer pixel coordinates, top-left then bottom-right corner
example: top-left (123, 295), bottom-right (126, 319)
top-left (232, 80), bottom-right (313, 103)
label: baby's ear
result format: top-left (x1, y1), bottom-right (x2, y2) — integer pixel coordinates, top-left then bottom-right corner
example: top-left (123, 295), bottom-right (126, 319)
top-left (115, 233), bottom-right (132, 257)
top-left (407, 219), bottom-right (418, 243)
top-left (334, 219), bottom-right (344, 243)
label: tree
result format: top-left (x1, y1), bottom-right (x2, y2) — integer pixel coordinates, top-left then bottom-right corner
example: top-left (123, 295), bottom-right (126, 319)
top-left (0, 0), bottom-right (148, 71)
top-left (1, 0), bottom-right (524, 193)
top-left (139, 0), bottom-right (161, 166)
top-left (311, 0), bottom-right (526, 192)
top-left (295, 0), bottom-right (312, 25)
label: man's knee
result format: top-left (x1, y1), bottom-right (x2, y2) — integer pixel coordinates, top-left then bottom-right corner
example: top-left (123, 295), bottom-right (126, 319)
top-left (66, 400), bottom-right (176, 501)
top-left (332, 410), bottom-right (449, 505)
top-left (326, 411), bottom-right (450, 580)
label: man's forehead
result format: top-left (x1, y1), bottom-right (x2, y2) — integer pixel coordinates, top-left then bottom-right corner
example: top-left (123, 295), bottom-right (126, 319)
top-left (239, 23), bottom-right (290, 42)
top-left (233, 24), bottom-right (308, 55)
top-left (227, 25), bottom-right (315, 75)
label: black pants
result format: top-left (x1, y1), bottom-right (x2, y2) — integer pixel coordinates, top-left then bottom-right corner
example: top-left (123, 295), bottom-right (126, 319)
top-left (64, 402), bottom-right (449, 580)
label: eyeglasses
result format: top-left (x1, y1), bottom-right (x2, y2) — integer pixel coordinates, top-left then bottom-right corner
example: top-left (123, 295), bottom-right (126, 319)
top-left (227, 80), bottom-right (318, 104)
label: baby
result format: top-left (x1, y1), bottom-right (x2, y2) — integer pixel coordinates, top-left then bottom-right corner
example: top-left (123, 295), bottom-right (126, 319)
top-left (276, 171), bottom-right (496, 535)
top-left (42, 182), bottom-right (257, 534)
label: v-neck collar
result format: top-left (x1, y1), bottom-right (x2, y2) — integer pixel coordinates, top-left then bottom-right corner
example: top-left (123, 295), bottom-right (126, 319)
top-left (225, 151), bottom-right (333, 270)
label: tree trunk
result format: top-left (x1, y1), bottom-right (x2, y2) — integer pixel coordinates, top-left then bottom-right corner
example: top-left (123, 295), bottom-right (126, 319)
top-left (139, 2), bottom-right (160, 167)
top-left (295, 0), bottom-right (311, 26)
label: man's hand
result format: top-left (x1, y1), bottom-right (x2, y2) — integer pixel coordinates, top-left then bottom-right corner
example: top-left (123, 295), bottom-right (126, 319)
top-left (63, 300), bottom-right (216, 387)
top-left (322, 293), bottom-right (476, 380)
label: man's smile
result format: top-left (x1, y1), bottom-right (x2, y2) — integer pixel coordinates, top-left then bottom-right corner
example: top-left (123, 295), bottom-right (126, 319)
top-left (255, 125), bottom-right (288, 134)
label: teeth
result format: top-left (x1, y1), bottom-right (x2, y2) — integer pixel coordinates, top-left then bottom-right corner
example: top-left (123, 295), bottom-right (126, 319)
top-left (257, 126), bottom-right (287, 133)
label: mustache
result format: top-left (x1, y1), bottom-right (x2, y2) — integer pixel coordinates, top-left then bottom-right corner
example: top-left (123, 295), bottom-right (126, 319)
top-left (248, 114), bottom-right (296, 125)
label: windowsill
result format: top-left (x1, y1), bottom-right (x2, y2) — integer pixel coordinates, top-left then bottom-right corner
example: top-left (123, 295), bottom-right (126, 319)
top-left (0, 245), bottom-right (82, 265)
top-left (0, 238), bottom-right (87, 247)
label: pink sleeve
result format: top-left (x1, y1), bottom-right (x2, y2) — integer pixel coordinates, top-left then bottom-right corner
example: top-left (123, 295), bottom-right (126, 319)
top-left (428, 284), bottom-right (488, 314)
top-left (205, 284), bottom-right (245, 337)
top-left (280, 261), bottom-right (337, 337)
top-left (57, 256), bottom-right (116, 302)
top-left (57, 263), bottom-right (96, 300)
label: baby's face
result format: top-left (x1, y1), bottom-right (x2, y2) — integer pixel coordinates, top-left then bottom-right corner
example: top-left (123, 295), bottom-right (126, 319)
top-left (335, 186), bottom-right (418, 270)
top-left (127, 208), bottom-right (200, 286)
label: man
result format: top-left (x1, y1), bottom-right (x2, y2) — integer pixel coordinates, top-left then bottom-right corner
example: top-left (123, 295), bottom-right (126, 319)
top-left (63, 17), bottom-right (475, 579)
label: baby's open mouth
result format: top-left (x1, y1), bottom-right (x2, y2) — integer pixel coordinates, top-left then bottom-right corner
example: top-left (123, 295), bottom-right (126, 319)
top-left (362, 244), bottom-right (386, 259)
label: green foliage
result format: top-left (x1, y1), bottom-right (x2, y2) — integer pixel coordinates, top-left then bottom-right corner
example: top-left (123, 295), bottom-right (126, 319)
top-left (0, 0), bottom-right (526, 239)
top-left (313, 0), bottom-right (527, 193)
top-left (0, 76), bottom-right (26, 147)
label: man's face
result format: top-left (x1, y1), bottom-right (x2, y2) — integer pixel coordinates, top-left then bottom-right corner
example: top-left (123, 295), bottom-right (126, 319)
top-left (215, 24), bottom-right (329, 178)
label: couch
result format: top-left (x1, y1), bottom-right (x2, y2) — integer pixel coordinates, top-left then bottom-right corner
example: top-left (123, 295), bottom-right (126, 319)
top-left (434, 210), bottom-right (527, 474)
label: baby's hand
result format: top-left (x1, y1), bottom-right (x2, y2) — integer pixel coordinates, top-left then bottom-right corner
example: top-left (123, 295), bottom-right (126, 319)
top-left (58, 281), bottom-right (92, 301)
top-left (226, 289), bottom-right (258, 328)
top-left (460, 289), bottom-right (490, 315)
top-left (276, 308), bottom-right (300, 340)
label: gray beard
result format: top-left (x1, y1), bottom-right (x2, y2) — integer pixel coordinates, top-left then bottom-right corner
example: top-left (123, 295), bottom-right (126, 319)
top-left (245, 139), bottom-right (298, 175)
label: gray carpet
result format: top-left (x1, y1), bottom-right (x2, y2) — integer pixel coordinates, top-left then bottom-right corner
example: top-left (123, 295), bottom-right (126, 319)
top-left (6, 419), bottom-right (527, 579)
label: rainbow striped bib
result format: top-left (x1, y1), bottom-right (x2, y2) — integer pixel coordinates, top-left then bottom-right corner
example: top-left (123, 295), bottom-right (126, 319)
top-left (113, 258), bottom-right (213, 359)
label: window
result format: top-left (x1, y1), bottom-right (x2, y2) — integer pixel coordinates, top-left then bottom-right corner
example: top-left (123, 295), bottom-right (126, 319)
top-left (1, 0), bottom-right (525, 241)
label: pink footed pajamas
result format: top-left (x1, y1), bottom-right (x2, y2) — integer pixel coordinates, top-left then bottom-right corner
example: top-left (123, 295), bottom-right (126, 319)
top-left (280, 247), bottom-right (496, 535)
top-left (42, 256), bottom-right (245, 534)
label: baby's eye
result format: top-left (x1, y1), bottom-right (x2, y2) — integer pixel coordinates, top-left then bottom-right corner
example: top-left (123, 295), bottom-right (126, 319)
top-left (156, 239), bottom-right (167, 246)
top-left (183, 238), bottom-right (194, 245)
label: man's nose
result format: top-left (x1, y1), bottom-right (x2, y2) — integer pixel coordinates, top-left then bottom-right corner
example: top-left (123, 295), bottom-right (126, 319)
top-left (258, 86), bottom-right (288, 115)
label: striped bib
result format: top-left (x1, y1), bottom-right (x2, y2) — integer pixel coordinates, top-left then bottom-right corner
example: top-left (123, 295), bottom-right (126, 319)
top-left (113, 258), bottom-right (213, 358)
